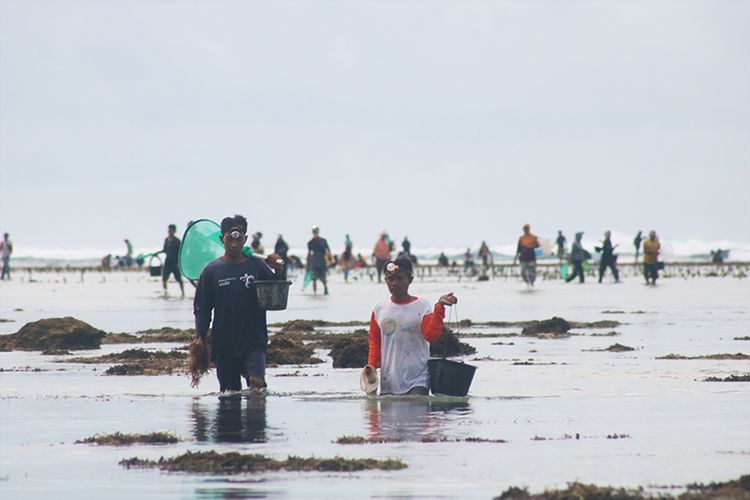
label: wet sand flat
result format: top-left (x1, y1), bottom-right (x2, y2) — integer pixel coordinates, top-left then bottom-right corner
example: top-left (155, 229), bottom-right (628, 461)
top-left (0, 272), bottom-right (749, 499)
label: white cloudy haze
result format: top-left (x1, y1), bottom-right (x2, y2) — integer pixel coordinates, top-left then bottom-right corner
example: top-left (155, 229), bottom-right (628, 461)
top-left (1, 0), bottom-right (748, 258)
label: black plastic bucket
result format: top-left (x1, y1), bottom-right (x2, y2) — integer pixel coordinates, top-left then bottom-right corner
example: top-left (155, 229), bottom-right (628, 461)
top-left (428, 358), bottom-right (477, 396)
top-left (253, 280), bottom-right (292, 310)
top-left (148, 255), bottom-right (162, 277)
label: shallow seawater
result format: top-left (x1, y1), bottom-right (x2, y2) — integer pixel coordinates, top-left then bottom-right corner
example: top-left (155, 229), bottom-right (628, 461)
top-left (1, 271), bottom-right (749, 499)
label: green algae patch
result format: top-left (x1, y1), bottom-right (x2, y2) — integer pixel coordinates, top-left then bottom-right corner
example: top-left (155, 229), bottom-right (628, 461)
top-left (0, 317), bottom-right (104, 352)
top-left (119, 450), bottom-right (406, 473)
top-left (657, 353), bottom-right (750, 360)
top-left (495, 473), bottom-right (750, 499)
top-left (703, 374), bottom-right (750, 382)
top-left (76, 431), bottom-right (179, 446)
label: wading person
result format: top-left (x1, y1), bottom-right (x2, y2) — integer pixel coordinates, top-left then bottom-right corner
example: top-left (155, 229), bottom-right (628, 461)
top-left (0, 233), bottom-right (12, 280)
top-left (643, 230), bottom-right (661, 285)
top-left (633, 230), bottom-right (643, 263)
top-left (565, 232), bottom-right (589, 283)
top-left (193, 215), bottom-right (286, 393)
top-left (596, 231), bottom-right (620, 284)
top-left (513, 224), bottom-right (540, 287)
top-left (274, 235), bottom-right (289, 265)
top-left (372, 231), bottom-right (392, 283)
top-left (365, 258), bottom-right (457, 395)
top-left (156, 224), bottom-right (185, 297)
top-left (555, 230), bottom-right (566, 263)
top-left (306, 225), bottom-right (331, 294)
top-left (340, 235), bottom-right (355, 283)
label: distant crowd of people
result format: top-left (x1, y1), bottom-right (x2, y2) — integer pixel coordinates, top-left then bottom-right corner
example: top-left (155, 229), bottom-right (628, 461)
top-left (508, 225), bottom-right (665, 287)
top-left (66, 222), bottom-right (727, 295)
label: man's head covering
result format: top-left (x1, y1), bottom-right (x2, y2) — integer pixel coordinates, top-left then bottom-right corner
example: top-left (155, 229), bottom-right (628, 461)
top-left (575, 232), bottom-right (584, 240)
top-left (384, 258), bottom-right (414, 277)
top-left (221, 215), bottom-right (248, 235)
top-left (312, 225), bottom-right (320, 234)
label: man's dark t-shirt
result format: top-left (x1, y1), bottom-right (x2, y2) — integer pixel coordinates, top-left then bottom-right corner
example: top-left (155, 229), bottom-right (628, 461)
top-left (163, 237), bottom-right (180, 265)
top-left (307, 237), bottom-right (330, 269)
top-left (194, 257), bottom-right (276, 358)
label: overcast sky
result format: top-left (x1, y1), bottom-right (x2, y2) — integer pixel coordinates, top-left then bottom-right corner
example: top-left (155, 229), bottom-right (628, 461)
top-left (1, 0), bottom-right (748, 255)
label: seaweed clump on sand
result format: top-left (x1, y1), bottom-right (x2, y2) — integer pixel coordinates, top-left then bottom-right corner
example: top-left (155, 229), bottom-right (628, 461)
top-left (495, 473), bottom-right (750, 500)
top-left (66, 348), bottom-right (187, 375)
top-left (584, 343), bottom-right (636, 352)
top-left (119, 450), bottom-right (406, 473)
top-left (76, 431), bottom-right (178, 446)
top-left (495, 482), bottom-right (649, 500)
top-left (102, 327), bottom-right (195, 345)
top-left (604, 343), bottom-right (636, 352)
top-left (277, 320), bottom-right (325, 332)
top-left (657, 353), bottom-right (750, 360)
top-left (521, 317), bottom-right (571, 337)
top-left (266, 335), bottom-right (323, 365)
top-left (328, 332), bottom-right (369, 368)
top-left (0, 317), bottom-right (105, 353)
top-left (703, 374), bottom-right (750, 382)
top-left (430, 327), bottom-right (477, 357)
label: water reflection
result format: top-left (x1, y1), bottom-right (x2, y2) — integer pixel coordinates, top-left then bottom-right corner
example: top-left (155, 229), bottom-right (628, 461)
top-left (192, 395), bottom-right (267, 443)
top-left (365, 397), bottom-right (471, 442)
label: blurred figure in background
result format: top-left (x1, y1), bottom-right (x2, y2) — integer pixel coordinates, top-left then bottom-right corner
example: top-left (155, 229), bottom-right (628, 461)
top-left (340, 235), bottom-right (355, 283)
top-left (565, 232), bottom-right (590, 284)
top-left (643, 230), bottom-right (661, 285)
top-left (274, 235), bottom-right (289, 265)
top-left (633, 230), bottom-right (643, 263)
top-left (555, 231), bottom-right (566, 263)
top-left (373, 231), bottom-right (392, 283)
top-left (0, 233), bottom-right (12, 280)
top-left (157, 224), bottom-right (185, 297)
top-left (307, 225), bottom-right (331, 294)
top-left (251, 232), bottom-right (264, 254)
top-left (596, 230), bottom-right (620, 284)
top-left (513, 224), bottom-right (540, 287)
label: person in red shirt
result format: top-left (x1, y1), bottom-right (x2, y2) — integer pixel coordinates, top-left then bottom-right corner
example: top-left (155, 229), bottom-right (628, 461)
top-left (365, 258), bottom-right (457, 395)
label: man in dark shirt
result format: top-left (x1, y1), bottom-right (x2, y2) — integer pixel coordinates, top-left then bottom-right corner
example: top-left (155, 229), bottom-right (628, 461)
top-left (306, 225), bottom-right (331, 295)
top-left (159, 224), bottom-right (184, 297)
top-left (193, 215), bottom-right (286, 392)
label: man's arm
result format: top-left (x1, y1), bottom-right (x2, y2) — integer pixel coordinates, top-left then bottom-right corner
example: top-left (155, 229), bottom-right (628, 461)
top-left (367, 312), bottom-right (381, 368)
top-left (193, 271), bottom-right (213, 340)
top-left (513, 239), bottom-right (521, 265)
top-left (421, 303), bottom-right (445, 342)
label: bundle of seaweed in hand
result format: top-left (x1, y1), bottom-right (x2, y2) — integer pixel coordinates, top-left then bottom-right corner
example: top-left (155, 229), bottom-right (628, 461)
top-left (186, 339), bottom-right (211, 387)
